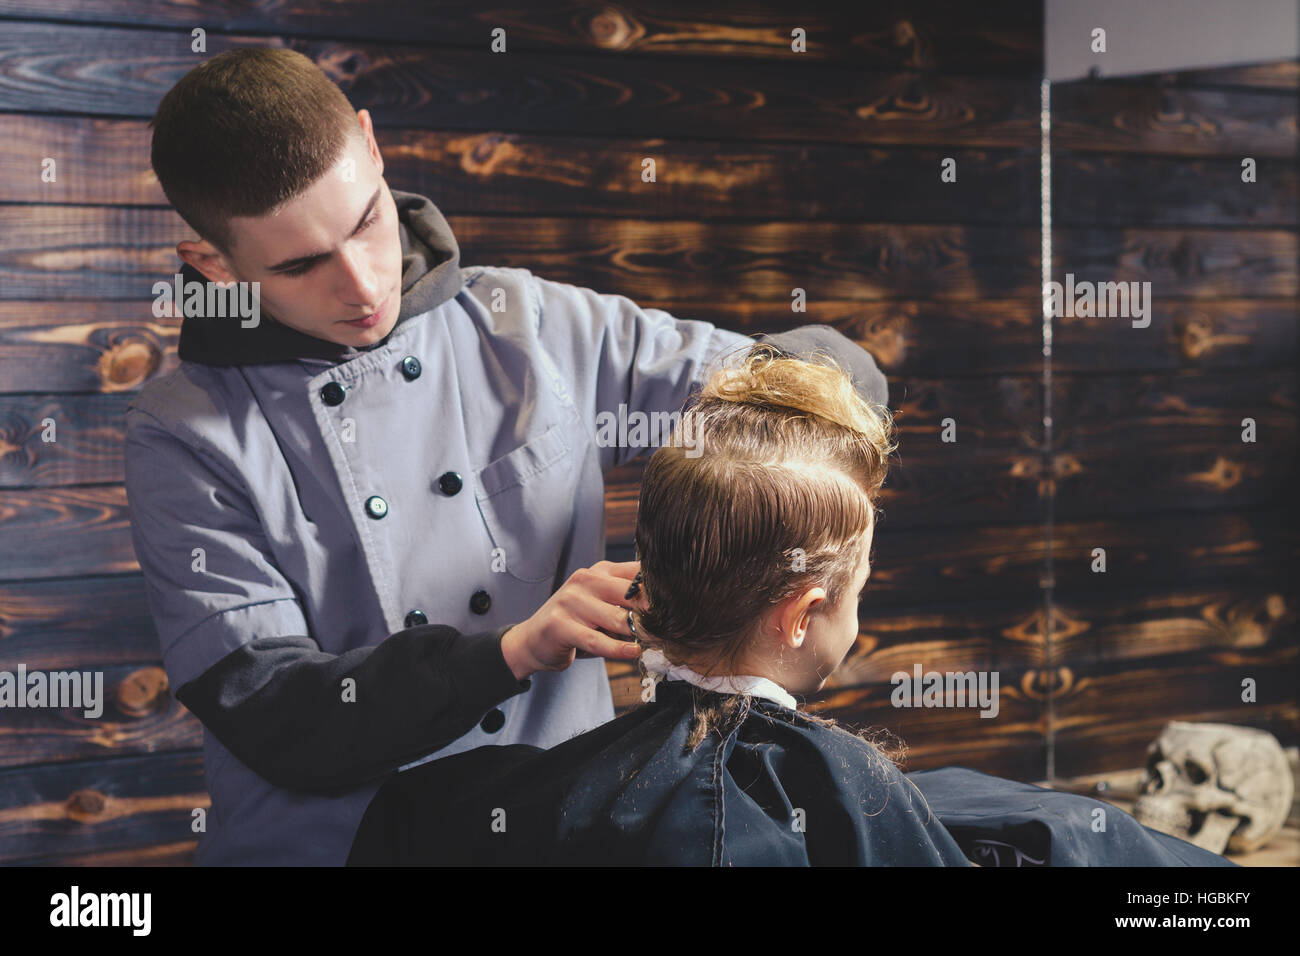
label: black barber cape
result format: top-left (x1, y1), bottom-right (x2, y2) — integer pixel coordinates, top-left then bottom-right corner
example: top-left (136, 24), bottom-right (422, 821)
top-left (347, 679), bottom-right (1236, 866)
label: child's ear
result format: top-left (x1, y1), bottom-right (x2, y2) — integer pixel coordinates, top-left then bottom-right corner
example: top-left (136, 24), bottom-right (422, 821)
top-left (778, 586), bottom-right (826, 648)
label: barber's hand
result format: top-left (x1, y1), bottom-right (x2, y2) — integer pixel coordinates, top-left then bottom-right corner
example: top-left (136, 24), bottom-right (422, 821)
top-left (751, 325), bottom-right (889, 408)
top-left (500, 560), bottom-right (649, 680)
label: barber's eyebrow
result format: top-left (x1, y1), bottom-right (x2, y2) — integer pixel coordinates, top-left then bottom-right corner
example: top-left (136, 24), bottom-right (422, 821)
top-left (265, 186), bottom-right (382, 273)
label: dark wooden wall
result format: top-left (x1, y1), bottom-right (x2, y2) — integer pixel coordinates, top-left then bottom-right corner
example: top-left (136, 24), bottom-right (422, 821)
top-left (0, 1), bottom-right (1291, 865)
top-left (1046, 62), bottom-right (1298, 777)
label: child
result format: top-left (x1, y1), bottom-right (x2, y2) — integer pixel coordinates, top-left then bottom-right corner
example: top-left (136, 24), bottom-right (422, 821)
top-left (347, 347), bottom-right (1237, 866)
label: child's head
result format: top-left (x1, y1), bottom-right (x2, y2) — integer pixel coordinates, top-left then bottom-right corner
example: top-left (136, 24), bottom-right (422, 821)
top-left (149, 48), bottom-right (403, 347)
top-left (634, 344), bottom-right (897, 697)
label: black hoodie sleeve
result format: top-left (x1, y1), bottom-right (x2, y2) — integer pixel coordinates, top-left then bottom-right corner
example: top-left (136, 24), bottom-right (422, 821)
top-left (751, 324), bottom-right (890, 407)
top-left (174, 622), bottom-right (531, 795)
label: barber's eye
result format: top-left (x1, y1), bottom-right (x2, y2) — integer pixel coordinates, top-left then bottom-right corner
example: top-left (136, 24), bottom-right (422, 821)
top-left (277, 213), bottom-right (380, 279)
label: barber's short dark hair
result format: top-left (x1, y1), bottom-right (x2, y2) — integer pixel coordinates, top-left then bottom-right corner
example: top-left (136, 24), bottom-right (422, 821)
top-left (149, 47), bottom-right (362, 254)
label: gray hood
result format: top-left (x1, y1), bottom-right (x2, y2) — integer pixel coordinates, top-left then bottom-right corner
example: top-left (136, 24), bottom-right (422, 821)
top-left (176, 187), bottom-right (463, 366)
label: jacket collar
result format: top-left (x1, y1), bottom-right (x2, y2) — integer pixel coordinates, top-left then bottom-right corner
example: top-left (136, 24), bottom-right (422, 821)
top-left (176, 188), bottom-right (463, 367)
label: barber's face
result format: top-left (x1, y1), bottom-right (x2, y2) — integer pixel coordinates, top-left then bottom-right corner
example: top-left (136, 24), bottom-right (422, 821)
top-left (179, 109), bottom-right (404, 348)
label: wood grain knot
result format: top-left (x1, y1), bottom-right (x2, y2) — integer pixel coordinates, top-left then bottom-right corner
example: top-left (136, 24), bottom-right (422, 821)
top-left (116, 666), bottom-right (170, 718)
top-left (1264, 594), bottom-right (1285, 619)
top-left (860, 315), bottom-right (908, 368)
top-left (1177, 314), bottom-right (1213, 359)
top-left (892, 20), bottom-right (917, 46)
top-left (1186, 455), bottom-right (1243, 491)
top-left (66, 789), bottom-right (107, 821)
top-left (1019, 667), bottom-right (1074, 700)
top-left (99, 339), bottom-right (159, 391)
top-left (588, 8), bottom-right (636, 49)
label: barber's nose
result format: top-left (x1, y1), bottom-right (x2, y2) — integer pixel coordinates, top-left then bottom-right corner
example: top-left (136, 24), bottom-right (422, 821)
top-left (337, 247), bottom-right (379, 304)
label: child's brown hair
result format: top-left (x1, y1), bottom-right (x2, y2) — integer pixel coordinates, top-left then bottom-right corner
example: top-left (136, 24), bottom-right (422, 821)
top-left (149, 47), bottom-right (361, 255)
top-left (633, 343), bottom-right (905, 758)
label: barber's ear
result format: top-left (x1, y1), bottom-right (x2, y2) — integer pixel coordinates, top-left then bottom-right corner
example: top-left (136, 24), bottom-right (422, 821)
top-left (177, 239), bottom-right (238, 285)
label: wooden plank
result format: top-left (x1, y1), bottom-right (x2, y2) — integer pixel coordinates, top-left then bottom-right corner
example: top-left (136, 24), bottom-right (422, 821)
top-left (11, 295), bottom-right (1293, 395)
top-left (2, 113), bottom-right (1040, 225)
top-left (1054, 151), bottom-right (1298, 227)
top-left (0, 23), bottom-right (1040, 147)
top-left (1052, 369), bottom-right (1297, 444)
top-left (0, 1), bottom-right (1044, 71)
top-left (0, 749), bottom-right (206, 864)
top-left (1050, 369), bottom-right (1298, 518)
top-left (0, 301), bottom-right (179, 394)
top-left (1049, 508), bottom-right (1300, 595)
top-left (0, 486), bottom-right (136, 580)
top-left (0, 663), bottom-right (201, 769)
top-left (1051, 299), bottom-right (1298, 373)
top-left (0, 206), bottom-right (1043, 302)
top-left (13, 838), bottom-right (195, 866)
top-left (1172, 60), bottom-right (1300, 92)
top-left (1051, 228), bottom-right (1298, 299)
top-left (0, 394), bottom-right (133, 488)
top-left (836, 597), bottom-right (1050, 678)
top-left (1050, 585), bottom-right (1297, 667)
top-left (0, 574), bottom-right (159, 668)
top-left (1053, 82), bottom-right (1298, 158)
top-left (0, 297), bottom-right (1047, 394)
top-left (1050, 437), bottom-right (1298, 518)
top-left (1051, 646), bottom-right (1300, 778)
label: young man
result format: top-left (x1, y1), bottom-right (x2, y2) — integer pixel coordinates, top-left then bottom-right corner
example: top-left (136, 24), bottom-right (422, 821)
top-left (127, 47), bottom-right (888, 865)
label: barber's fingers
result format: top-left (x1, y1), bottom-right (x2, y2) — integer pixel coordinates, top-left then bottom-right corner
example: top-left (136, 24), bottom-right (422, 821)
top-left (566, 564), bottom-right (650, 614)
top-left (568, 589), bottom-right (642, 659)
top-left (571, 622), bottom-right (642, 661)
top-left (591, 559), bottom-right (640, 582)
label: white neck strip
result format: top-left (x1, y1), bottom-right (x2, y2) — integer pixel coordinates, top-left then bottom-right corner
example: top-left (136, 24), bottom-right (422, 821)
top-left (640, 648), bottom-right (799, 711)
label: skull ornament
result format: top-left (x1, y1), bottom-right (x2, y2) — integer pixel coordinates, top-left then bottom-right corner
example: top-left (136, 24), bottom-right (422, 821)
top-left (1133, 721), bottom-right (1293, 855)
